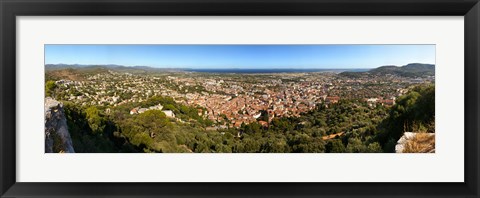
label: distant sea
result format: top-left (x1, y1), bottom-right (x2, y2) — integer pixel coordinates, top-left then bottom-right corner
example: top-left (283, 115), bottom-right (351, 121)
top-left (184, 68), bottom-right (370, 74)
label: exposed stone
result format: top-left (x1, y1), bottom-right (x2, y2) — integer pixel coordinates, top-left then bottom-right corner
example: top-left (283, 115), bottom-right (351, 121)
top-left (45, 97), bottom-right (75, 153)
top-left (395, 132), bottom-right (435, 153)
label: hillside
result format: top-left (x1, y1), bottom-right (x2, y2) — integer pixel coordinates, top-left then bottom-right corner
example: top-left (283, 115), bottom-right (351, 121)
top-left (370, 63), bottom-right (435, 77)
top-left (45, 68), bottom-right (87, 81)
top-left (46, 64), bottom-right (184, 74)
top-left (375, 84), bottom-right (435, 152)
top-left (340, 63), bottom-right (435, 78)
top-left (59, 85), bottom-right (434, 153)
top-left (45, 66), bottom-right (121, 82)
top-left (46, 64), bottom-right (125, 70)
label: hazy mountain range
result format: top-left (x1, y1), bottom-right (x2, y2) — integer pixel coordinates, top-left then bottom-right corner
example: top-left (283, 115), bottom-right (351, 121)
top-left (45, 63), bottom-right (435, 77)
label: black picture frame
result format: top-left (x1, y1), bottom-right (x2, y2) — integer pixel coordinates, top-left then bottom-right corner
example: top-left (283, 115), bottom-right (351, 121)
top-left (1, 0), bottom-right (479, 197)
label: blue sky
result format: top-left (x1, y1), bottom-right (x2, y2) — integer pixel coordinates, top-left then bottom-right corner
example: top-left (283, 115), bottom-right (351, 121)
top-left (45, 45), bottom-right (435, 69)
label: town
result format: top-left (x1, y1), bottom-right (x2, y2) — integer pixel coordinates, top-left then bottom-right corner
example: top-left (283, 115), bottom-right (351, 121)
top-left (44, 44), bottom-right (436, 153)
top-left (50, 68), bottom-right (434, 129)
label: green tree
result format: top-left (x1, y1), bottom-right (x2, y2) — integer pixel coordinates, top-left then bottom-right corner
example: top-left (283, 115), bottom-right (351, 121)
top-left (376, 84), bottom-right (435, 150)
top-left (367, 142), bottom-right (382, 153)
top-left (45, 80), bottom-right (57, 97)
top-left (327, 139), bottom-right (346, 153)
top-left (346, 138), bottom-right (367, 153)
top-left (85, 106), bottom-right (105, 134)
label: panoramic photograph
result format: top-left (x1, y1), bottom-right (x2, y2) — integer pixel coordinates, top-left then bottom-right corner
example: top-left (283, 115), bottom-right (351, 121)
top-left (44, 45), bottom-right (435, 153)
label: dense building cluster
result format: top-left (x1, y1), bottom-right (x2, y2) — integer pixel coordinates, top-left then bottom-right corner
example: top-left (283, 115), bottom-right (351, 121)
top-left (53, 70), bottom-right (434, 128)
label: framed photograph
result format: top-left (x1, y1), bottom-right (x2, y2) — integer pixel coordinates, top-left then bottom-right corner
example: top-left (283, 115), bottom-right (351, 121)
top-left (1, 0), bottom-right (479, 197)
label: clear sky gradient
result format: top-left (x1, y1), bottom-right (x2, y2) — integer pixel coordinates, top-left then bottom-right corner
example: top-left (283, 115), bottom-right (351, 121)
top-left (45, 45), bottom-right (435, 69)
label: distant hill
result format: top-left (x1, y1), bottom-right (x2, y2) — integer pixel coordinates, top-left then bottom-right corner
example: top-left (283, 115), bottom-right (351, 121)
top-left (369, 63), bottom-right (435, 77)
top-left (45, 68), bottom-right (87, 81)
top-left (46, 63), bottom-right (435, 78)
top-left (46, 64), bottom-right (128, 68)
top-left (340, 63), bottom-right (435, 78)
top-left (45, 64), bottom-right (185, 74)
top-left (46, 64), bottom-right (147, 70)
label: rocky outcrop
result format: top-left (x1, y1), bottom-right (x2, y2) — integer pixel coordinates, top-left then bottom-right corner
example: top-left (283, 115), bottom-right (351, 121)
top-left (45, 97), bottom-right (75, 153)
top-left (395, 132), bottom-right (435, 153)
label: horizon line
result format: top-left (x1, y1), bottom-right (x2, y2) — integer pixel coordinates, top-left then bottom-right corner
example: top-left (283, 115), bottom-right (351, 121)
top-left (44, 62), bottom-right (435, 70)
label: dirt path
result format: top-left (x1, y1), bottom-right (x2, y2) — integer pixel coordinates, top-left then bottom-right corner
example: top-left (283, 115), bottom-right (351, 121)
top-left (322, 132), bottom-right (345, 140)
